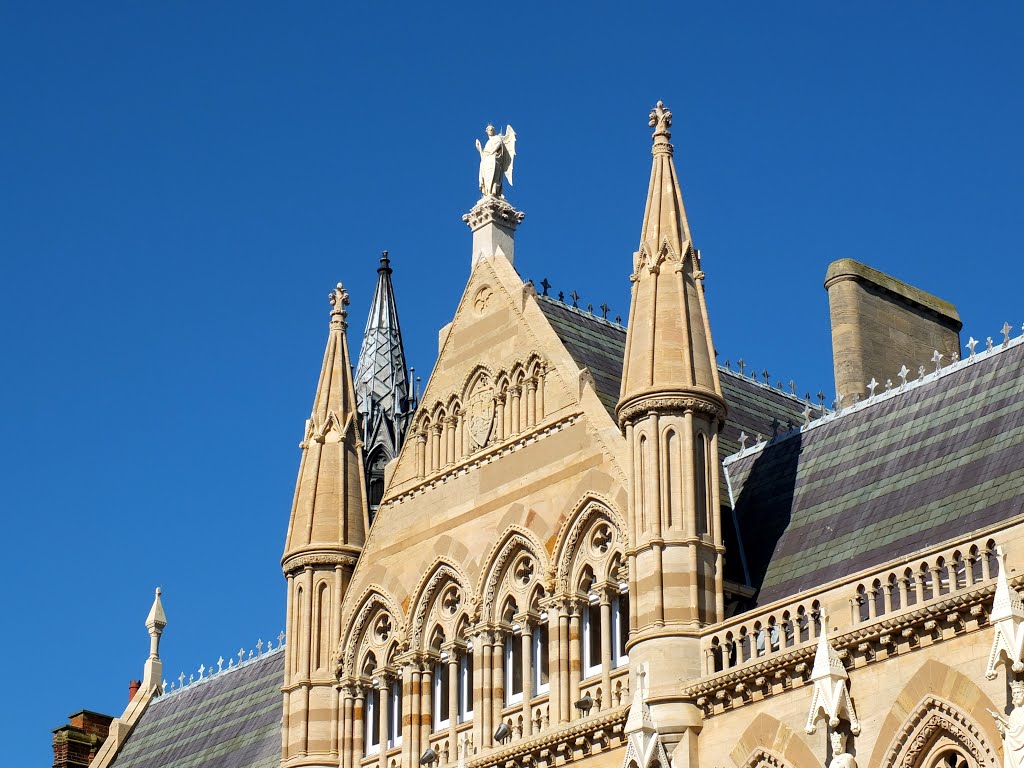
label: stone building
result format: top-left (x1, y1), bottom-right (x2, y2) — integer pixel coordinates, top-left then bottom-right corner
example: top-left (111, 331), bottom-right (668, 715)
top-left (58, 103), bottom-right (1024, 768)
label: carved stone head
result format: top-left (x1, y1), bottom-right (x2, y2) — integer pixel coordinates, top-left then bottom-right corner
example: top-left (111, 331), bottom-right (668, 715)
top-left (830, 730), bottom-right (847, 754)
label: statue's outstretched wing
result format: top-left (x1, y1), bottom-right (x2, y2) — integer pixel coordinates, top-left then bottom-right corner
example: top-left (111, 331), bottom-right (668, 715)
top-left (502, 125), bottom-right (516, 187)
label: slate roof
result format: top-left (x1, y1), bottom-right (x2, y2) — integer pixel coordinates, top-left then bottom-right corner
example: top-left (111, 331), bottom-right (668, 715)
top-left (725, 340), bottom-right (1024, 606)
top-left (535, 294), bottom-right (810, 461)
top-left (109, 648), bottom-right (283, 768)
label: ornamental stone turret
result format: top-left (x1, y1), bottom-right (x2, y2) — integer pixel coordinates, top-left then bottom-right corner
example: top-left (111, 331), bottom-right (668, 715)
top-left (616, 101), bottom-right (727, 758)
top-left (354, 252), bottom-right (414, 518)
top-left (282, 282), bottom-right (369, 768)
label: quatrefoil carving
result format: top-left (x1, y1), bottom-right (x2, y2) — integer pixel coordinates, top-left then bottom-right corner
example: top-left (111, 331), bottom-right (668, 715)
top-left (374, 615), bottom-right (392, 642)
top-left (591, 523), bottom-right (613, 554)
top-left (442, 586), bottom-right (461, 616)
top-left (514, 556), bottom-right (535, 585)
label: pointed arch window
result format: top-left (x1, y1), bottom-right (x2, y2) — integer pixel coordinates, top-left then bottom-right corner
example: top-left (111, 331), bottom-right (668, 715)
top-left (612, 585), bottom-right (629, 668)
top-left (582, 594), bottom-right (603, 678)
top-left (504, 629), bottom-right (524, 705)
top-left (433, 657), bottom-right (450, 730)
top-left (458, 642), bottom-right (474, 722)
top-left (387, 679), bottom-right (402, 748)
top-left (532, 618), bottom-right (549, 694)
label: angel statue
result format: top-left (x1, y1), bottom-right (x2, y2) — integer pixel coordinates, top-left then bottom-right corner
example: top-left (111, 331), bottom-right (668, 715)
top-left (476, 124), bottom-right (516, 198)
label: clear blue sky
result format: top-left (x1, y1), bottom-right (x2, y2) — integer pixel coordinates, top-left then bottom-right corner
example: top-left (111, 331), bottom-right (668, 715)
top-left (2, 4), bottom-right (1021, 764)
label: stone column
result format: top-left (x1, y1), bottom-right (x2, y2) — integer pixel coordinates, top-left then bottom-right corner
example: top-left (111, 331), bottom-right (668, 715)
top-left (419, 665), bottom-right (432, 758)
top-left (567, 602), bottom-right (581, 718)
top-left (494, 394), bottom-right (506, 442)
top-left (491, 631), bottom-right (504, 738)
top-left (525, 380), bottom-right (536, 427)
top-left (479, 634), bottom-right (492, 748)
top-left (510, 386), bottom-right (521, 435)
top-left (557, 607), bottom-right (570, 723)
top-left (536, 368), bottom-right (546, 420)
top-left (401, 664), bottom-right (415, 767)
top-left (416, 433), bottom-right (427, 478)
top-left (352, 687), bottom-right (365, 763)
top-left (377, 679), bottom-right (389, 768)
top-left (470, 633), bottom-right (485, 750)
top-left (340, 684), bottom-right (354, 768)
top-left (599, 591), bottom-right (612, 709)
top-left (447, 651), bottom-right (459, 752)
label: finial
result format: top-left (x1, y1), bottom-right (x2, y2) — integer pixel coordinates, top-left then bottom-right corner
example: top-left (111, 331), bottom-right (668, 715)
top-left (329, 282), bottom-right (350, 329)
top-left (378, 251), bottom-right (392, 275)
top-left (898, 365), bottom-right (909, 388)
top-left (967, 336), bottom-right (978, 359)
top-left (932, 350), bottom-right (944, 372)
top-left (1003, 322), bottom-right (1013, 346)
top-left (867, 378), bottom-right (878, 397)
top-left (570, 290), bottom-right (580, 307)
top-left (540, 277), bottom-right (551, 296)
top-left (648, 100), bottom-right (673, 150)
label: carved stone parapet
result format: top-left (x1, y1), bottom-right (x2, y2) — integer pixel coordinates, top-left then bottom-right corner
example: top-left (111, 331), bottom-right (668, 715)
top-left (616, 390), bottom-right (726, 427)
top-left (462, 196), bottom-right (526, 232)
top-left (687, 578), bottom-right (1005, 720)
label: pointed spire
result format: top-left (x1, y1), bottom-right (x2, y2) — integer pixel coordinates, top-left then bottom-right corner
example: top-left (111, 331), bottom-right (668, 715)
top-left (283, 281), bottom-right (368, 570)
top-left (805, 609), bottom-right (860, 735)
top-left (992, 546), bottom-right (1024, 623)
top-left (617, 101), bottom-right (725, 424)
top-left (143, 588), bottom-right (166, 687)
top-left (354, 252), bottom-right (414, 509)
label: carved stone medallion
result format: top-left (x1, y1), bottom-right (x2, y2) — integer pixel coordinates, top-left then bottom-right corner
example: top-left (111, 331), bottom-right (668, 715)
top-left (466, 375), bottom-right (496, 448)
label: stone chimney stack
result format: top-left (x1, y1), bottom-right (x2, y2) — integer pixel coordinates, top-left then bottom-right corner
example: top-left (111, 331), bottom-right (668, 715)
top-left (824, 259), bottom-right (961, 404)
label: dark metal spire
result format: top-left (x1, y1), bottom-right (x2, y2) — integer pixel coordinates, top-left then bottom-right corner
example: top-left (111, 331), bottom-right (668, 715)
top-left (354, 252), bottom-right (415, 513)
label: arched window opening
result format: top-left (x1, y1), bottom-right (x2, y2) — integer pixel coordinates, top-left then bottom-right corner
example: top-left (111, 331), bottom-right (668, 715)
top-left (458, 642), bottom-right (474, 723)
top-left (314, 581), bottom-right (330, 671)
top-left (367, 451), bottom-right (389, 521)
top-left (502, 598), bottom-right (523, 706)
top-left (582, 594), bottom-right (602, 678)
top-left (364, 686), bottom-right (380, 755)
top-left (433, 656), bottom-right (450, 731)
top-left (387, 679), bottom-right (402, 748)
top-left (612, 585), bottom-right (630, 668)
top-left (533, 618), bottom-right (549, 694)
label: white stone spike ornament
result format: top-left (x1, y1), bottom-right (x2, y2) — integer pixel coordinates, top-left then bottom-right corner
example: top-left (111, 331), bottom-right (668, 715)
top-left (621, 665), bottom-right (671, 768)
top-left (805, 610), bottom-right (861, 735)
top-left (986, 546), bottom-right (1024, 679)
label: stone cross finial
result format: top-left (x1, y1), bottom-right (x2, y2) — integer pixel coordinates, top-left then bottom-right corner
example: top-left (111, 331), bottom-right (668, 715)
top-left (256, 639), bottom-right (264, 656)
top-left (867, 378), bottom-right (878, 397)
top-left (898, 365), bottom-right (909, 388)
top-left (1003, 322), bottom-right (1013, 345)
top-left (762, 368), bottom-right (770, 384)
top-left (917, 365), bottom-right (925, 381)
top-left (932, 350), bottom-right (943, 372)
top-left (198, 663), bottom-right (205, 679)
top-left (738, 431), bottom-right (749, 450)
top-left (540, 278), bottom-right (550, 296)
top-left (329, 282), bottom-right (350, 329)
top-left (967, 337), bottom-right (978, 359)
top-left (178, 672), bottom-right (185, 687)
top-left (649, 101), bottom-right (673, 142)
top-left (600, 303), bottom-right (610, 319)
top-left (279, 630), bottom-right (286, 646)
top-left (737, 358), bottom-right (746, 375)
top-left (817, 390), bottom-right (826, 409)
top-left (217, 656), bottom-right (224, 673)
top-left (238, 648), bottom-right (245, 664)
top-left (570, 290), bottom-right (580, 307)
top-left (789, 379), bottom-right (797, 395)
top-left (987, 337), bottom-right (994, 352)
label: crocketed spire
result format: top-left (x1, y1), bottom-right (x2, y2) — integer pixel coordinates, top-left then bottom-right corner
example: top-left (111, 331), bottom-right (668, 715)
top-left (282, 282), bottom-right (368, 569)
top-left (617, 101), bottom-right (724, 424)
